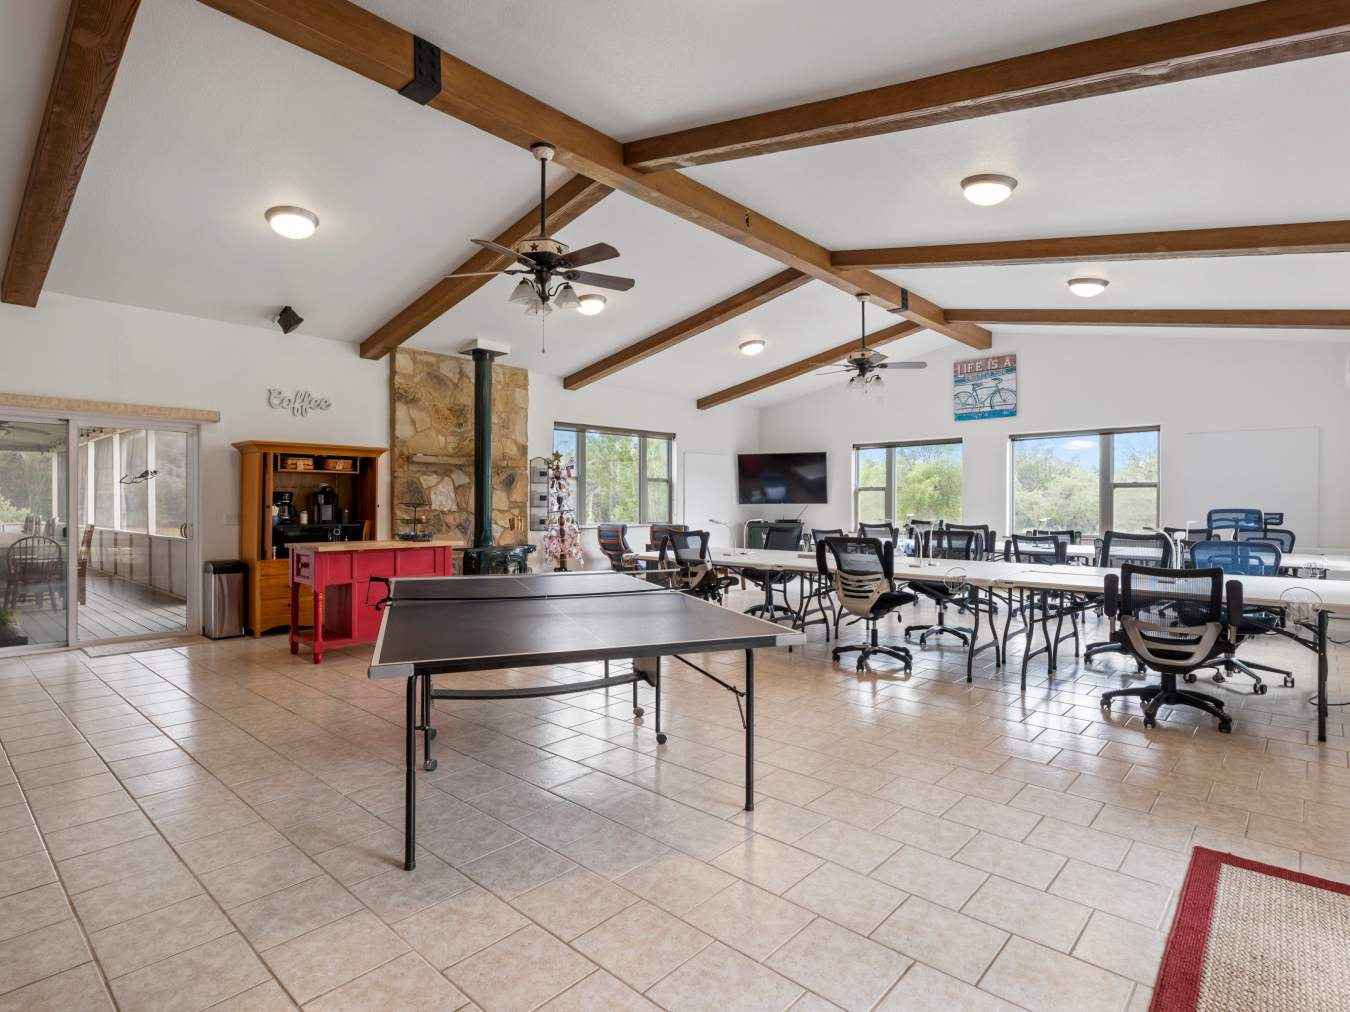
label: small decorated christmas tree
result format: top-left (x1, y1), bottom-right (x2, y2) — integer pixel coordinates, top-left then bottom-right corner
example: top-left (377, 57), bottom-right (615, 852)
top-left (540, 451), bottom-right (582, 571)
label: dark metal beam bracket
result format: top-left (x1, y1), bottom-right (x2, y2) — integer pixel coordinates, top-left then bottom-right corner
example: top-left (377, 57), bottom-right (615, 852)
top-left (398, 35), bottom-right (442, 105)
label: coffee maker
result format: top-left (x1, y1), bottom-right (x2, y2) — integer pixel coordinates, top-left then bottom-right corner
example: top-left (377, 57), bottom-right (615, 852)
top-left (309, 484), bottom-right (339, 525)
top-left (272, 490), bottom-right (295, 524)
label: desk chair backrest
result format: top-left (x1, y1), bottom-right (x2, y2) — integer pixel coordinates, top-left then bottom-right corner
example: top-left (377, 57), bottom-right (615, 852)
top-left (810, 528), bottom-right (844, 551)
top-left (764, 522), bottom-right (803, 552)
top-left (1006, 534), bottom-right (1067, 565)
top-left (1263, 512), bottom-right (1284, 528)
top-left (858, 522), bottom-right (897, 544)
top-left (920, 528), bottom-right (978, 561)
top-left (1191, 540), bottom-right (1282, 577)
top-left (1027, 529), bottom-right (1079, 547)
top-left (819, 537), bottom-right (892, 619)
top-left (1110, 564), bottom-right (1235, 675)
top-left (1097, 531), bottom-right (1172, 569)
top-left (1236, 528), bottom-right (1295, 553)
top-left (596, 523), bottom-right (633, 569)
top-left (1207, 508), bottom-right (1264, 535)
top-left (944, 523), bottom-right (995, 559)
top-left (647, 524), bottom-right (688, 551)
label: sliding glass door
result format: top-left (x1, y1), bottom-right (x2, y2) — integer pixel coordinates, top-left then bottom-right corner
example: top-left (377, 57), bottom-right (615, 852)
top-left (76, 426), bottom-right (193, 642)
top-left (0, 419), bottom-right (70, 650)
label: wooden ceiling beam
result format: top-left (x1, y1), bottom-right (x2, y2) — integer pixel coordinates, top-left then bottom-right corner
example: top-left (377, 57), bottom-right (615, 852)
top-left (196, 0), bottom-right (990, 352)
top-left (696, 321), bottom-right (922, 410)
top-left (945, 309), bottom-right (1350, 328)
top-left (832, 219), bottom-right (1350, 269)
top-left (625, 1), bottom-right (1350, 170)
top-left (2, 0), bottom-right (141, 307)
top-left (563, 269), bottom-right (811, 390)
top-left (359, 174), bottom-right (611, 360)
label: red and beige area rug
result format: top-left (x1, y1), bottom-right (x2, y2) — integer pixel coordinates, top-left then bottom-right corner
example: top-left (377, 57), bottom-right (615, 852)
top-left (1152, 847), bottom-right (1350, 1011)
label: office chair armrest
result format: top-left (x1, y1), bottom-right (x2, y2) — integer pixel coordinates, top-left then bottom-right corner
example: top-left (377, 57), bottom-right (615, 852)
top-left (1224, 579), bottom-right (1244, 636)
top-left (1103, 573), bottom-right (1119, 618)
top-left (882, 540), bottom-right (895, 583)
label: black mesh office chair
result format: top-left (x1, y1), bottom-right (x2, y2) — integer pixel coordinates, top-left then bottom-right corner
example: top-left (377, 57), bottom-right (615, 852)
top-left (905, 529), bottom-right (979, 646)
top-left (1085, 531), bottom-right (1174, 667)
top-left (944, 523), bottom-right (995, 560)
top-left (1002, 534), bottom-right (1080, 683)
top-left (1189, 541), bottom-right (1294, 693)
top-left (1237, 528), bottom-right (1295, 553)
top-left (905, 520), bottom-right (937, 557)
top-left (657, 530), bottom-right (736, 603)
top-left (819, 537), bottom-right (914, 672)
top-left (743, 521), bottom-right (803, 623)
top-left (858, 521), bottom-right (898, 544)
top-left (1100, 565), bottom-right (1242, 732)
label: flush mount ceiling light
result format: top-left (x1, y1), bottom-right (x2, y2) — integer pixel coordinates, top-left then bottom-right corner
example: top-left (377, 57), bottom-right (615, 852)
top-left (265, 205), bottom-right (319, 239)
top-left (738, 338), bottom-right (766, 356)
top-left (1068, 277), bottom-right (1110, 297)
top-left (576, 293), bottom-right (607, 316)
top-left (960, 174), bottom-right (1018, 206)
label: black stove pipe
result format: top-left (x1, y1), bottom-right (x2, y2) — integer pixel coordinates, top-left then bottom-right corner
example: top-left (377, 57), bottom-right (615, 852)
top-left (471, 347), bottom-right (500, 550)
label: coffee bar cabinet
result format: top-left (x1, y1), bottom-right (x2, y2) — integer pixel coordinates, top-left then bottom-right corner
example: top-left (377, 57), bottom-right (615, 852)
top-left (234, 440), bottom-right (386, 636)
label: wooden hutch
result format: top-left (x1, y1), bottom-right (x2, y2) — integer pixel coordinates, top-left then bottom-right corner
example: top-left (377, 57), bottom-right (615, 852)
top-left (233, 440), bottom-right (386, 636)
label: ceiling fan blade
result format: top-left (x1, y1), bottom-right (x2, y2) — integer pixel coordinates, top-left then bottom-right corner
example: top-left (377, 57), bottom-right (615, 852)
top-left (471, 238), bottom-right (535, 266)
top-left (875, 361), bottom-right (928, 370)
top-left (558, 242), bottom-right (619, 269)
top-left (443, 270), bottom-right (514, 279)
top-left (563, 270), bottom-right (635, 292)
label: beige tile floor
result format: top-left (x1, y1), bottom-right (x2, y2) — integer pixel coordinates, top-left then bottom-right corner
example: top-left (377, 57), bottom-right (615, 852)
top-left (1, 588), bottom-right (1348, 1011)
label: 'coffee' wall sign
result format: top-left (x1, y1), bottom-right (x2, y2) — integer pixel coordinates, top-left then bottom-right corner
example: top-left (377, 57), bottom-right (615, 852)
top-left (267, 389), bottom-right (332, 416)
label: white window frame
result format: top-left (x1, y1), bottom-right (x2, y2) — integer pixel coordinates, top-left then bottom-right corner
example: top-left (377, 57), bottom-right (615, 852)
top-left (553, 422), bottom-right (675, 526)
top-left (852, 438), bottom-right (964, 528)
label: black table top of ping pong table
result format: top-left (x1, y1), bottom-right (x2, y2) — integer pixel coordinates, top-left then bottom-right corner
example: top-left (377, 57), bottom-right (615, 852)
top-left (368, 571), bottom-right (802, 679)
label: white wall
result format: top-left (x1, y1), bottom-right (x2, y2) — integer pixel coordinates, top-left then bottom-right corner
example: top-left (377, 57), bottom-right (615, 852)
top-left (528, 374), bottom-right (761, 565)
top-left (756, 331), bottom-right (1350, 550)
top-left (0, 293), bottom-right (391, 560)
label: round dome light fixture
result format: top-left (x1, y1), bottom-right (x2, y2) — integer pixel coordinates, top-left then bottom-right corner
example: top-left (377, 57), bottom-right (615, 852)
top-left (1067, 277), bottom-right (1109, 298)
top-left (738, 338), bottom-right (766, 356)
top-left (265, 205), bottom-right (319, 239)
top-left (576, 293), bottom-right (607, 316)
top-left (960, 174), bottom-right (1017, 206)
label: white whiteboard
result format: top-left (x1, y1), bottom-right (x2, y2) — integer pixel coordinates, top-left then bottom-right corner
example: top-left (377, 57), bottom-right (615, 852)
top-left (1179, 426), bottom-right (1319, 544)
top-left (682, 452), bottom-right (734, 546)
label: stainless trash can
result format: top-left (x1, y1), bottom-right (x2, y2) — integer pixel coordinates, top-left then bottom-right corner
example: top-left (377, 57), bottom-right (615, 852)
top-left (203, 560), bottom-right (246, 639)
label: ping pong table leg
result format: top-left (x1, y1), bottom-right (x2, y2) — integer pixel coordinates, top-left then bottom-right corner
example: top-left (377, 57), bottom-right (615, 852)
top-left (405, 677), bottom-right (416, 871)
top-left (420, 674), bottom-right (437, 771)
top-left (743, 649), bottom-right (754, 812)
top-left (1318, 610), bottom-right (1329, 743)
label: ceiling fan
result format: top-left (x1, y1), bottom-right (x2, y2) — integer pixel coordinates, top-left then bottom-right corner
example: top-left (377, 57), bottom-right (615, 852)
top-left (446, 142), bottom-right (634, 320)
top-left (817, 293), bottom-right (928, 392)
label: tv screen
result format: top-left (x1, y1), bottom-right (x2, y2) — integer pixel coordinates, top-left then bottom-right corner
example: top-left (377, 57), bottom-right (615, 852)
top-left (737, 452), bottom-right (828, 505)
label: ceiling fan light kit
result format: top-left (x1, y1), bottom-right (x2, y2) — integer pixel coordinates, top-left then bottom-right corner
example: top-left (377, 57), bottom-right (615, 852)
top-left (817, 292), bottom-right (928, 393)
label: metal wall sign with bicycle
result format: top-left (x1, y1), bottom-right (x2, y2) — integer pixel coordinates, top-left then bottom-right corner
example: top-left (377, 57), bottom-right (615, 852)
top-left (953, 353), bottom-right (1017, 421)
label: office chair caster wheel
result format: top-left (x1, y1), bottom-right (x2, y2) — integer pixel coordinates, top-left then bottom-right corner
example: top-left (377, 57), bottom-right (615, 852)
top-left (1183, 673), bottom-right (1197, 683)
top-left (423, 759), bottom-right (437, 771)
top-left (633, 706), bottom-right (645, 717)
top-left (656, 733), bottom-right (667, 744)
top-left (1143, 716), bottom-right (1157, 729)
top-left (1100, 697), bottom-right (1111, 710)
top-left (1253, 684), bottom-right (1268, 695)
top-left (856, 661), bottom-right (867, 673)
top-left (1218, 720), bottom-right (1233, 733)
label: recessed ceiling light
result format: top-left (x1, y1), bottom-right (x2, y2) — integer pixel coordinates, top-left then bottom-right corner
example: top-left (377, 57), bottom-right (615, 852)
top-left (960, 174), bottom-right (1017, 206)
top-left (265, 205), bottom-right (319, 239)
top-left (1068, 277), bottom-right (1109, 297)
top-left (738, 338), bottom-right (766, 356)
top-left (576, 293), bottom-right (607, 316)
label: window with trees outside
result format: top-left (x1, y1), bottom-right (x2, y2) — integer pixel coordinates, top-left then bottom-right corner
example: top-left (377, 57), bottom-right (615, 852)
top-left (1011, 427), bottom-right (1159, 536)
top-left (553, 423), bottom-right (673, 526)
top-left (854, 440), bottom-right (963, 526)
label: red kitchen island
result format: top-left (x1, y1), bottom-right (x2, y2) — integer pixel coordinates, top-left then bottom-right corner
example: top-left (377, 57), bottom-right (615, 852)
top-left (289, 540), bottom-right (461, 662)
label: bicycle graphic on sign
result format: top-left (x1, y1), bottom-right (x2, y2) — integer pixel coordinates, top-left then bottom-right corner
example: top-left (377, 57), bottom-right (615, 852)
top-left (953, 354), bottom-right (1017, 421)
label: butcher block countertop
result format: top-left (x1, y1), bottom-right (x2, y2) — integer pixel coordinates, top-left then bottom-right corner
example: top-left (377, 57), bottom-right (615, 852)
top-left (289, 538), bottom-right (466, 553)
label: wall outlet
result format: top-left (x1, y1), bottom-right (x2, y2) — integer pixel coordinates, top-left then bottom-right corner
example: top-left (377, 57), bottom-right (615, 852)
top-left (224, 513), bottom-right (240, 527)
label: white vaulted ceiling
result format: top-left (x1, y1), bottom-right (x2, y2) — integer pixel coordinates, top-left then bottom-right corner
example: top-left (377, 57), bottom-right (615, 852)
top-left (2, 0), bottom-right (1349, 409)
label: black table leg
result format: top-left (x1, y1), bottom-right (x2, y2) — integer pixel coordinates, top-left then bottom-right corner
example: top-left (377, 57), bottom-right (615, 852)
top-left (965, 585), bottom-right (980, 683)
top-left (404, 676), bottom-right (416, 871)
top-left (744, 648), bottom-right (755, 812)
top-left (1318, 609), bottom-right (1329, 743)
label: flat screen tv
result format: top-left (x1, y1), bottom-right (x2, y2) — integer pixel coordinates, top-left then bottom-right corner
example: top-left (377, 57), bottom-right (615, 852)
top-left (737, 452), bottom-right (828, 505)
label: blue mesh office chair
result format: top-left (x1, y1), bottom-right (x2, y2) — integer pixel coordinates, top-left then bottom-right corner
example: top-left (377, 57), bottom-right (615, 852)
top-left (1189, 541), bottom-right (1294, 693)
top-left (1237, 528), bottom-right (1295, 553)
top-left (1207, 508), bottom-right (1264, 535)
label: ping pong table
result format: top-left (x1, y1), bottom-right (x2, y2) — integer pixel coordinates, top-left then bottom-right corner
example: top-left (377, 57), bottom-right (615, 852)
top-left (367, 571), bottom-right (802, 870)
